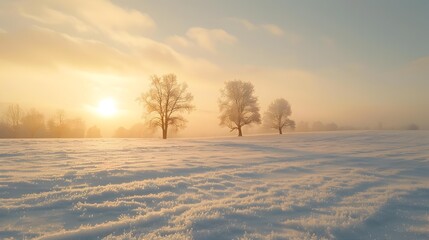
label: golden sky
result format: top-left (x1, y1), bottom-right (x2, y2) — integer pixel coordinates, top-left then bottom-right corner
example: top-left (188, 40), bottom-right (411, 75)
top-left (1, 0), bottom-right (428, 136)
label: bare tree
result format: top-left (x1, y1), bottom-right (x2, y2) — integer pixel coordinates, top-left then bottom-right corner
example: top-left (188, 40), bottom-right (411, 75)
top-left (407, 123), bottom-right (419, 130)
top-left (66, 118), bottom-right (85, 138)
top-left (0, 121), bottom-right (13, 138)
top-left (263, 98), bottom-right (295, 134)
top-left (219, 80), bottom-right (261, 136)
top-left (296, 121), bottom-right (309, 132)
top-left (21, 108), bottom-right (45, 137)
top-left (138, 74), bottom-right (194, 139)
top-left (325, 122), bottom-right (338, 131)
top-left (128, 122), bottom-right (153, 138)
top-left (4, 104), bottom-right (22, 134)
top-left (312, 121), bottom-right (325, 131)
top-left (114, 127), bottom-right (128, 138)
top-left (86, 125), bottom-right (101, 138)
top-left (47, 110), bottom-right (67, 138)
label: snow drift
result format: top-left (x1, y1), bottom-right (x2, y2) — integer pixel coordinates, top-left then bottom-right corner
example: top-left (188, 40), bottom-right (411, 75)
top-left (0, 131), bottom-right (428, 239)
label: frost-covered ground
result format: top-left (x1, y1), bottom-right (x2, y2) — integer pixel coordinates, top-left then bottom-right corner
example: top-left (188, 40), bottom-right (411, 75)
top-left (0, 131), bottom-right (428, 240)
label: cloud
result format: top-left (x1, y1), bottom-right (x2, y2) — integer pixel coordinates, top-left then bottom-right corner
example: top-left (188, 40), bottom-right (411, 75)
top-left (0, 0), bottom-right (221, 76)
top-left (78, 0), bottom-right (155, 31)
top-left (166, 27), bottom-right (237, 53)
top-left (19, 6), bottom-right (91, 33)
top-left (0, 0), bottom-right (223, 117)
top-left (185, 27), bottom-right (237, 53)
top-left (0, 27), bottom-right (220, 81)
top-left (0, 28), bottom-right (108, 68)
top-left (261, 24), bottom-right (284, 36)
top-left (16, 0), bottom-right (156, 35)
top-left (233, 18), bottom-right (258, 31)
top-left (231, 18), bottom-right (300, 42)
top-left (166, 35), bottom-right (191, 48)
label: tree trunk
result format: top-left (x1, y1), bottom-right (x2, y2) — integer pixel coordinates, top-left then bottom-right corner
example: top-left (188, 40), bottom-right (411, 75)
top-left (238, 127), bottom-right (243, 137)
top-left (162, 126), bottom-right (167, 139)
top-left (279, 127), bottom-right (283, 134)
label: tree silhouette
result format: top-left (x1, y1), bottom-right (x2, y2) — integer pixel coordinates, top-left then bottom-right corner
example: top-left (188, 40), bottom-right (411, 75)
top-left (47, 110), bottom-right (65, 137)
top-left (4, 104), bottom-right (22, 136)
top-left (264, 98), bottom-right (295, 134)
top-left (219, 80), bottom-right (261, 136)
top-left (138, 74), bottom-right (194, 139)
top-left (21, 108), bottom-right (45, 137)
top-left (66, 118), bottom-right (85, 138)
top-left (312, 121), bottom-right (325, 131)
top-left (86, 125), bottom-right (101, 138)
top-left (407, 123), bottom-right (419, 130)
top-left (114, 127), bottom-right (128, 138)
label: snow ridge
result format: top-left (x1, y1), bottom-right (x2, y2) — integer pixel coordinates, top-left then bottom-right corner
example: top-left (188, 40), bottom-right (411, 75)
top-left (0, 131), bottom-right (428, 239)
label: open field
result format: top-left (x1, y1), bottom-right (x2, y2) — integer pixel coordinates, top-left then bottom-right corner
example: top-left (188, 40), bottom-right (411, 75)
top-left (0, 131), bottom-right (428, 239)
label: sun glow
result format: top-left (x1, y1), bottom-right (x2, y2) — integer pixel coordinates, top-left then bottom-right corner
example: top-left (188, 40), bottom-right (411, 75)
top-left (97, 98), bottom-right (118, 117)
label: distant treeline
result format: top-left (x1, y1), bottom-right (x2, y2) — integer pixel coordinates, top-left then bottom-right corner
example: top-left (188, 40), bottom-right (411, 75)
top-left (0, 103), bottom-right (420, 139)
top-left (294, 121), bottom-right (420, 132)
top-left (0, 104), bottom-right (101, 138)
top-left (0, 103), bottom-right (157, 139)
top-left (1, 74), bottom-right (421, 138)
top-left (113, 123), bottom-right (153, 138)
top-left (295, 121), bottom-right (340, 132)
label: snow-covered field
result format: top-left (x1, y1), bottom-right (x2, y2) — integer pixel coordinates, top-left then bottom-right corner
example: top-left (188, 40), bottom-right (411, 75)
top-left (0, 131), bottom-right (428, 240)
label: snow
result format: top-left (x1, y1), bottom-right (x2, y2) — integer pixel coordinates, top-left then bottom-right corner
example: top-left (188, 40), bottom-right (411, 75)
top-left (0, 131), bottom-right (428, 239)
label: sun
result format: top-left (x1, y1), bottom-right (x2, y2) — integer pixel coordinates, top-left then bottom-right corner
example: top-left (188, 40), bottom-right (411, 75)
top-left (97, 98), bottom-right (118, 117)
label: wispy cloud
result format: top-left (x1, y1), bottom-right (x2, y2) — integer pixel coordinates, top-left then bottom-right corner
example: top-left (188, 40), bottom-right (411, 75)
top-left (17, 0), bottom-right (156, 35)
top-left (230, 17), bottom-right (301, 43)
top-left (167, 27), bottom-right (237, 53)
top-left (261, 24), bottom-right (284, 36)
top-left (166, 35), bottom-right (191, 48)
top-left (234, 18), bottom-right (258, 31)
top-left (0, 0), bottom-right (223, 112)
top-left (186, 27), bottom-right (237, 53)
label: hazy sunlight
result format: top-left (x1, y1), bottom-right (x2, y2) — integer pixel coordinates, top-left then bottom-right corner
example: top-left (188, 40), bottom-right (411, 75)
top-left (96, 98), bottom-right (117, 117)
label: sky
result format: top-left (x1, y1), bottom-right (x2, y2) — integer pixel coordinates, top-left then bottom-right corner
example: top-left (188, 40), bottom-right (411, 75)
top-left (0, 0), bottom-right (428, 136)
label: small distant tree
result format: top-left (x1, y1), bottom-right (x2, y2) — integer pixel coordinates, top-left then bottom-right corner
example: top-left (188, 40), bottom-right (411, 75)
top-left (47, 110), bottom-right (67, 138)
top-left (407, 123), bottom-right (419, 130)
top-left (4, 104), bottom-right (22, 136)
top-left (65, 118), bottom-right (85, 138)
top-left (138, 74), bottom-right (194, 139)
top-left (128, 122), bottom-right (153, 138)
top-left (264, 98), bottom-right (295, 134)
top-left (312, 121), bottom-right (325, 131)
top-left (86, 125), bottom-right (101, 138)
top-left (325, 122), bottom-right (338, 131)
top-left (296, 121), bottom-right (309, 132)
top-left (114, 126), bottom-right (128, 138)
top-left (0, 121), bottom-right (13, 138)
top-left (219, 80), bottom-right (261, 136)
top-left (21, 108), bottom-right (45, 137)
